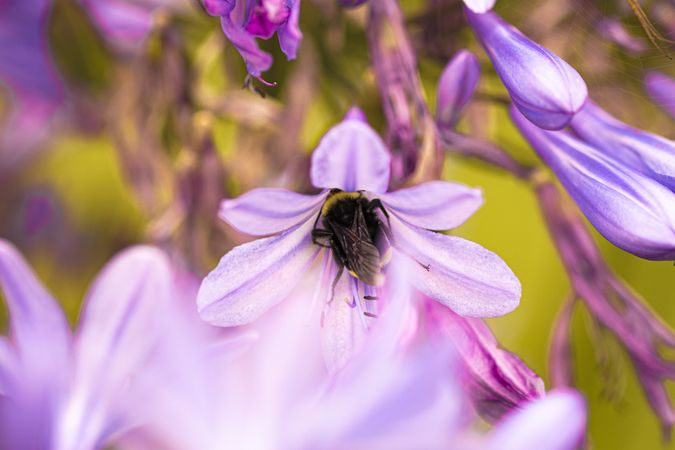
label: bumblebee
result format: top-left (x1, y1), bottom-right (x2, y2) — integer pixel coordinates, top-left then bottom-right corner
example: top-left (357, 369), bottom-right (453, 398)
top-left (312, 189), bottom-right (392, 294)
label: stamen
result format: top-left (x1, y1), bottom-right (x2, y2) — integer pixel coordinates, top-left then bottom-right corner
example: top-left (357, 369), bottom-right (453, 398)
top-left (364, 311), bottom-right (378, 318)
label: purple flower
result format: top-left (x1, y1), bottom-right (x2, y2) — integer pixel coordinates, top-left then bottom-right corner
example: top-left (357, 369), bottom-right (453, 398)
top-left (198, 107), bottom-right (521, 370)
top-left (466, 9), bottom-right (587, 130)
top-left (203, 0), bottom-right (302, 82)
top-left (0, 0), bottom-right (63, 165)
top-left (436, 49), bottom-right (481, 130)
top-left (81, 0), bottom-right (181, 50)
top-left (511, 106), bottom-right (675, 260)
top-left (570, 100), bottom-right (675, 192)
top-left (423, 298), bottom-right (545, 422)
top-left (0, 240), bottom-right (195, 449)
top-left (645, 71), bottom-right (675, 119)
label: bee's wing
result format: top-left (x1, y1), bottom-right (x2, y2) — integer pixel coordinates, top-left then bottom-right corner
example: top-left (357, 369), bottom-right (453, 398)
top-left (332, 209), bottom-right (382, 285)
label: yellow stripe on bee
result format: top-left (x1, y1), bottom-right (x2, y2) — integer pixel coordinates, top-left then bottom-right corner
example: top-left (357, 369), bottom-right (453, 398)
top-left (321, 191), bottom-right (362, 216)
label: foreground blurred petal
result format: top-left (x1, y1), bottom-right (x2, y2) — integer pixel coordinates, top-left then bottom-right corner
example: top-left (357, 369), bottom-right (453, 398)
top-left (645, 71), bottom-right (675, 118)
top-left (219, 188), bottom-right (325, 236)
top-left (485, 389), bottom-right (586, 450)
top-left (436, 49), bottom-right (481, 130)
top-left (391, 217), bottom-right (521, 318)
top-left (198, 219), bottom-right (321, 326)
top-left (466, 10), bottom-right (587, 130)
top-left (56, 246), bottom-right (174, 450)
top-left (512, 107), bottom-right (675, 260)
top-left (311, 110), bottom-right (391, 193)
top-left (382, 181), bottom-right (483, 231)
top-left (0, 240), bottom-right (71, 449)
top-left (570, 100), bottom-right (675, 191)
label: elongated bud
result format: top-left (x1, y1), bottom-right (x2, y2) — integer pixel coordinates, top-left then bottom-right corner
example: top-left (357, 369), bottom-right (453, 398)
top-left (645, 71), bottom-right (675, 119)
top-left (570, 100), bottom-right (675, 192)
top-left (436, 50), bottom-right (481, 130)
top-left (511, 106), bottom-right (675, 260)
top-left (466, 10), bottom-right (588, 130)
top-left (463, 0), bottom-right (496, 13)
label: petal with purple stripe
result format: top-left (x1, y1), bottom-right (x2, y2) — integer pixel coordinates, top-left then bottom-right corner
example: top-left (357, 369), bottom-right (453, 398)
top-left (220, 188), bottom-right (325, 236)
top-left (390, 217), bottom-right (521, 318)
top-left (198, 218), bottom-right (321, 326)
top-left (381, 181), bottom-right (483, 231)
top-left (311, 112), bottom-right (391, 193)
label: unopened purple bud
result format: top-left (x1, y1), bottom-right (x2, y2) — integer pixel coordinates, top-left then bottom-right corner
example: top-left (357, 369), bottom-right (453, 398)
top-left (463, 0), bottom-right (495, 13)
top-left (511, 106), bottom-right (675, 260)
top-left (645, 71), bottom-right (675, 119)
top-left (466, 10), bottom-right (588, 130)
top-left (436, 49), bottom-right (481, 130)
top-left (570, 100), bottom-right (675, 192)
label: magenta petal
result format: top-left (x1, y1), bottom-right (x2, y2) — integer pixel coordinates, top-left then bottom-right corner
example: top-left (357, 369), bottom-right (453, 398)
top-left (277, 0), bottom-right (302, 60)
top-left (645, 71), bottom-right (675, 119)
top-left (486, 389), bottom-right (586, 450)
top-left (198, 219), bottom-right (321, 326)
top-left (390, 217), bottom-right (521, 318)
top-left (436, 49), bottom-right (481, 129)
top-left (310, 113), bottom-right (391, 193)
top-left (220, 14), bottom-right (273, 77)
top-left (57, 246), bottom-right (175, 450)
top-left (381, 181), bottom-right (483, 231)
top-left (203, 0), bottom-right (235, 16)
top-left (466, 10), bottom-right (587, 130)
top-left (219, 188), bottom-right (325, 236)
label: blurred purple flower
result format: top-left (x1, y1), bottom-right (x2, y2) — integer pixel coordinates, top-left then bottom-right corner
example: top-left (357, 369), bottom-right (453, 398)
top-left (511, 106), bottom-right (675, 260)
top-left (645, 71), bottom-right (675, 119)
top-left (597, 18), bottom-right (647, 54)
top-left (198, 107), bottom-right (521, 370)
top-left (203, 0), bottom-right (302, 82)
top-left (466, 9), bottom-right (587, 130)
top-left (81, 0), bottom-right (181, 50)
top-left (570, 100), bottom-right (675, 192)
top-left (0, 240), bottom-right (208, 449)
top-left (423, 298), bottom-right (545, 422)
top-left (0, 0), bottom-right (64, 165)
top-left (436, 49), bottom-right (481, 130)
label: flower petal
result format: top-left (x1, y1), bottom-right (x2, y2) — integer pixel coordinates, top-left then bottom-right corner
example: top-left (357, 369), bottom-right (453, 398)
top-left (0, 337), bottom-right (13, 396)
top-left (436, 49), bottom-right (481, 129)
top-left (512, 106), bottom-right (675, 260)
top-left (198, 218), bottom-right (321, 326)
top-left (220, 14), bottom-right (273, 77)
top-left (645, 71), bottom-right (675, 119)
top-left (381, 181), bottom-right (483, 231)
top-left (570, 100), bottom-right (675, 192)
top-left (390, 217), bottom-right (521, 318)
top-left (424, 299), bottom-right (544, 422)
top-left (219, 188), bottom-right (325, 236)
top-left (82, 0), bottom-right (154, 47)
top-left (310, 111), bottom-right (391, 193)
top-left (466, 10), bottom-right (587, 130)
top-left (277, 0), bottom-right (302, 60)
top-left (485, 389), bottom-right (586, 450)
top-left (56, 246), bottom-right (175, 450)
top-left (463, 0), bottom-right (495, 13)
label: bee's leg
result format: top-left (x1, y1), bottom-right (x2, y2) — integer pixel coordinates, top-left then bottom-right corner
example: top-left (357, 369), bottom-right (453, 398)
top-left (312, 229), bottom-right (333, 248)
top-left (367, 199), bottom-right (391, 228)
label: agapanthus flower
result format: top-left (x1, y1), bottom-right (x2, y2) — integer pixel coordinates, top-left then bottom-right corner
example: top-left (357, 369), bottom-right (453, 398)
top-left (0, 240), bottom-right (226, 450)
top-left (81, 0), bottom-right (183, 50)
top-left (569, 100), bottom-right (674, 192)
top-left (198, 107), bottom-right (521, 370)
top-left (422, 298), bottom-right (545, 422)
top-left (436, 49), bottom-right (481, 130)
top-left (0, 0), bottom-right (63, 166)
top-left (645, 71), bottom-right (675, 119)
top-left (202, 0), bottom-right (302, 83)
top-left (466, 9), bottom-right (587, 130)
top-left (511, 106), bottom-right (675, 260)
